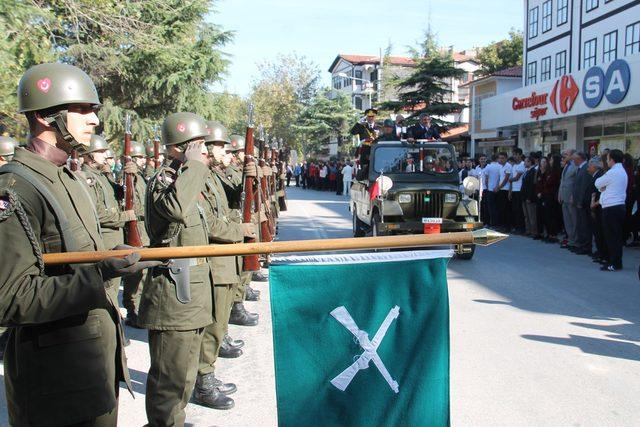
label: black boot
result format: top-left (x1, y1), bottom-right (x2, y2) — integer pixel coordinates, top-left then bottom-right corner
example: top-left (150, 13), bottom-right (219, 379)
top-left (252, 271), bottom-right (269, 282)
top-left (124, 311), bottom-right (142, 329)
top-left (229, 302), bottom-right (259, 326)
top-left (245, 286), bottom-right (260, 302)
top-left (219, 339), bottom-right (243, 358)
top-left (224, 334), bottom-right (244, 349)
top-left (193, 373), bottom-right (235, 410)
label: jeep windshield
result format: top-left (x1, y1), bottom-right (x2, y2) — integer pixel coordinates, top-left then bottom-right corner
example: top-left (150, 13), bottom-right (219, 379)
top-left (372, 145), bottom-right (457, 175)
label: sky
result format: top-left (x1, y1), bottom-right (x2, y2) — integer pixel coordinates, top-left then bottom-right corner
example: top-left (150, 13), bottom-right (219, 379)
top-left (210, 0), bottom-right (523, 95)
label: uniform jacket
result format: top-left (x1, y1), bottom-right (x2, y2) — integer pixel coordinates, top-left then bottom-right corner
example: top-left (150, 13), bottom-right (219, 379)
top-left (0, 143), bottom-right (129, 426)
top-left (131, 168), bottom-right (150, 246)
top-left (202, 168), bottom-right (243, 285)
top-left (138, 160), bottom-right (214, 330)
top-left (350, 122), bottom-right (379, 143)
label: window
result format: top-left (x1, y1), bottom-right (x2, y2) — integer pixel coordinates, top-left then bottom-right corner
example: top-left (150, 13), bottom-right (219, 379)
top-left (542, 1), bottom-right (553, 33)
top-left (541, 56), bottom-right (552, 81)
top-left (354, 97), bottom-right (363, 110)
top-left (603, 31), bottom-right (617, 63)
top-left (355, 70), bottom-right (363, 88)
top-left (527, 61), bottom-right (537, 85)
top-left (555, 51), bottom-right (567, 76)
top-left (474, 93), bottom-right (495, 122)
top-left (585, 0), bottom-right (598, 12)
top-left (626, 22), bottom-right (640, 56)
top-left (557, 0), bottom-right (568, 25)
top-left (529, 7), bottom-right (539, 39)
top-left (583, 38), bottom-right (597, 68)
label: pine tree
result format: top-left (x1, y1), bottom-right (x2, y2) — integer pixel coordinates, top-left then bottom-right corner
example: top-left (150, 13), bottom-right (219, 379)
top-left (379, 28), bottom-right (466, 127)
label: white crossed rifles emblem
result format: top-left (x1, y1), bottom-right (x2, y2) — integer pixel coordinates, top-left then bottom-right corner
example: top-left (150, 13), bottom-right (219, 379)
top-left (330, 305), bottom-right (400, 394)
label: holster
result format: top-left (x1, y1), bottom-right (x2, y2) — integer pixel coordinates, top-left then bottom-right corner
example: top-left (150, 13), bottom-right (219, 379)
top-left (166, 258), bottom-right (192, 303)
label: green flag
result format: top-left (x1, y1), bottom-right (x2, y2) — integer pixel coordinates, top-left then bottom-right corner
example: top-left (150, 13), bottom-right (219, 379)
top-left (270, 250), bottom-right (452, 427)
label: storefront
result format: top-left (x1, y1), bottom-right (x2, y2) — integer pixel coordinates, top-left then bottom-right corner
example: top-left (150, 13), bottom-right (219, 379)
top-left (483, 56), bottom-right (640, 156)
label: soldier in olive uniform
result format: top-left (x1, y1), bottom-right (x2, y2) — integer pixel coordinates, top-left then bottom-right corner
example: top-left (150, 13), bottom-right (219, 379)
top-left (81, 134), bottom-right (137, 303)
top-left (138, 112), bottom-right (215, 426)
top-left (0, 62), bottom-right (158, 426)
top-left (378, 119), bottom-right (401, 142)
top-left (0, 136), bottom-right (18, 166)
top-left (192, 121), bottom-right (257, 410)
top-left (122, 141), bottom-right (151, 327)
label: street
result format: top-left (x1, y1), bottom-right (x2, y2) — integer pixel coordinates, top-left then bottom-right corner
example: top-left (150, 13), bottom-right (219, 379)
top-left (1, 186), bottom-right (639, 426)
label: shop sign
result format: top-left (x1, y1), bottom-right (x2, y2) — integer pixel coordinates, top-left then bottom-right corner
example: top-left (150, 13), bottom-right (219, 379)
top-left (583, 59), bottom-right (631, 108)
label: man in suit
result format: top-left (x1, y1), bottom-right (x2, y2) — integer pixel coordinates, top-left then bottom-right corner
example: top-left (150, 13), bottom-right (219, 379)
top-left (572, 151), bottom-right (593, 255)
top-left (558, 149), bottom-right (577, 249)
top-left (588, 156), bottom-right (607, 264)
top-left (407, 113), bottom-right (441, 141)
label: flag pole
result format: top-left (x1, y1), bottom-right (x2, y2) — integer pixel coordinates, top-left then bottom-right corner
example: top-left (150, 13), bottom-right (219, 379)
top-left (42, 229), bottom-right (507, 266)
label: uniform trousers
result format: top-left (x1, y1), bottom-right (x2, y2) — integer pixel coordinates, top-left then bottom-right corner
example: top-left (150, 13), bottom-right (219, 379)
top-left (146, 328), bottom-right (205, 427)
top-left (199, 285), bottom-right (234, 375)
top-left (561, 202), bottom-right (578, 246)
top-left (602, 204), bottom-right (626, 269)
top-left (66, 398), bottom-right (118, 427)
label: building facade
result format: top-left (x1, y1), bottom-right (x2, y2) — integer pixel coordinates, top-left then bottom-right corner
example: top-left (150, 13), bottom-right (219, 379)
top-left (482, 0), bottom-right (640, 156)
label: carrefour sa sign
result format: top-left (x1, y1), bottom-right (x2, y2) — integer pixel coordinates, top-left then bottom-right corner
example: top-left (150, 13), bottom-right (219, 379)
top-left (582, 59), bottom-right (631, 108)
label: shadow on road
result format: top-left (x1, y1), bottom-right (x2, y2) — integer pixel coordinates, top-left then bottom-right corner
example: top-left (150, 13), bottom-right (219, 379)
top-left (521, 334), bottom-right (640, 361)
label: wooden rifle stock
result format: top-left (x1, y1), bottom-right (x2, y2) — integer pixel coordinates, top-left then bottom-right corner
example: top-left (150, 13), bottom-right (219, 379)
top-left (123, 114), bottom-right (143, 247)
top-left (241, 107), bottom-right (261, 272)
top-left (153, 136), bottom-right (160, 169)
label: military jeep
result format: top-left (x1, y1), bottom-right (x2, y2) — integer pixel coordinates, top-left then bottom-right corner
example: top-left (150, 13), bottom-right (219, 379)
top-left (350, 142), bottom-right (483, 259)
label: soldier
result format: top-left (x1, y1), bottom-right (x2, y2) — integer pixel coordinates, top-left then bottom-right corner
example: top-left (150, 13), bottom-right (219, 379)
top-left (0, 136), bottom-right (18, 166)
top-left (192, 121), bottom-right (257, 410)
top-left (122, 140), bottom-right (151, 327)
top-left (81, 134), bottom-right (137, 303)
top-left (378, 119), bottom-right (401, 141)
top-left (104, 148), bottom-right (117, 180)
top-left (138, 112), bottom-right (214, 426)
top-left (0, 62), bottom-right (158, 426)
top-left (144, 142), bottom-right (156, 178)
top-left (350, 108), bottom-right (380, 144)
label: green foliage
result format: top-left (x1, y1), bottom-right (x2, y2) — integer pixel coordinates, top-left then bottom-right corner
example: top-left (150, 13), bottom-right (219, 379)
top-left (293, 89), bottom-right (359, 154)
top-left (250, 53), bottom-right (320, 153)
top-left (379, 27), bottom-right (465, 126)
top-left (476, 29), bottom-right (523, 76)
top-left (0, 0), bottom-right (232, 149)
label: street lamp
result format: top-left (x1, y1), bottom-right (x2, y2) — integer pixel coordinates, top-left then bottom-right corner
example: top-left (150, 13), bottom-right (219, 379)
top-left (337, 72), bottom-right (374, 109)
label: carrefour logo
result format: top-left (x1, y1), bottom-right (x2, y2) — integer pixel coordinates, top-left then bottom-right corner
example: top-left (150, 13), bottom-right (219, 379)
top-left (582, 59), bottom-right (631, 108)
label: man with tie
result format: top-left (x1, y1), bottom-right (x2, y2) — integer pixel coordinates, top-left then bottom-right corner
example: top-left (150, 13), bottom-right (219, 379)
top-left (407, 113), bottom-right (441, 142)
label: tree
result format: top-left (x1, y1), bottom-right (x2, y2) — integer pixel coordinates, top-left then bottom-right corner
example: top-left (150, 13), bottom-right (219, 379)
top-left (379, 28), bottom-right (466, 126)
top-left (476, 29), bottom-right (523, 76)
top-left (293, 89), bottom-right (359, 155)
top-left (0, 0), bottom-right (233, 148)
top-left (250, 53), bottom-right (320, 152)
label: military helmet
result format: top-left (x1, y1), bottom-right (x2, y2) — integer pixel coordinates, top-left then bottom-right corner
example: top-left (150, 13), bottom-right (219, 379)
top-left (104, 149), bottom-right (115, 159)
top-left (224, 143), bottom-right (233, 152)
top-left (0, 137), bottom-right (16, 157)
top-left (130, 141), bottom-right (146, 158)
top-left (18, 63), bottom-right (101, 113)
top-left (383, 119), bottom-right (395, 127)
top-left (145, 142), bottom-right (154, 157)
top-left (205, 120), bottom-right (230, 144)
top-left (84, 134), bottom-right (110, 154)
top-left (162, 112), bottom-right (208, 146)
top-left (0, 135), bottom-right (20, 149)
top-left (229, 135), bottom-right (245, 152)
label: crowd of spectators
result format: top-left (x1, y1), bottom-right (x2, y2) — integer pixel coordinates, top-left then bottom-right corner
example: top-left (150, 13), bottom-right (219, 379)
top-left (288, 160), bottom-right (355, 196)
top-left (464, 147), bottom-right (634, 272)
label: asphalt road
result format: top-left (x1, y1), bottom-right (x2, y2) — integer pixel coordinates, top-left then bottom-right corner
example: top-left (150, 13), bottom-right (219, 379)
top-left (1, 185), bottom-right (639, 426)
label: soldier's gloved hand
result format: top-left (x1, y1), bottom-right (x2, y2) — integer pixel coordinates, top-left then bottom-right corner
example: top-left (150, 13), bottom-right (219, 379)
top-left (123, 209), bottom-right (137, 222)
top-left (184, 141), bottom-right (206, 164)
top-left (262, 166), bottom-right (272, 176)
top-left (280, 174), bottom-right (286, 180)
top-left (100, 163), bottom-right (112, 174)
top-left (257, 165), bottom-right (264, 178)
top-left (241, 222), bottom-right (256, 238)
top-left (124, 161), bottom-right (138, 175)
top-left (98, 250), bottom-right (162, 281)
top-left (244, 162), bottom-right (257, 177)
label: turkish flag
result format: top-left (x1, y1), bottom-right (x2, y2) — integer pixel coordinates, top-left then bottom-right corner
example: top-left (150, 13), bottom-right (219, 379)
top-left (369, 181), bottom-right (380, 201)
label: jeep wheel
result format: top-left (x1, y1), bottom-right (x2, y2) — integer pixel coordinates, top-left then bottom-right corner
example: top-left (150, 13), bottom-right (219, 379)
top-left (353, 208), bottom-right (366, 237)
top-left (456, 244), bottom-right (476, 260)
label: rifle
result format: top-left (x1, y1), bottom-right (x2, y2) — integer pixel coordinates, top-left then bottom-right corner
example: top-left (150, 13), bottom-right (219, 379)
top-left (276, 138), bottom-right (288, 212)
top-left (241, 105), bottom-right (261, 272)
top-left (258, 136), bottom-right (275, 240)
top-left (153, 126), bottom-right (160, 170)
top-left (123, 114), bottom-right (143, 247)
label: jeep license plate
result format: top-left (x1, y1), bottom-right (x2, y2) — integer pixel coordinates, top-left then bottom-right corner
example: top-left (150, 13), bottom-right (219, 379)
top-left (422, 217), bottom-right (442, 234)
